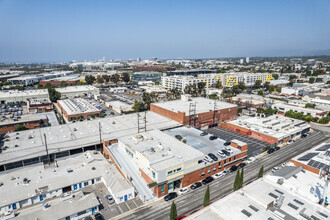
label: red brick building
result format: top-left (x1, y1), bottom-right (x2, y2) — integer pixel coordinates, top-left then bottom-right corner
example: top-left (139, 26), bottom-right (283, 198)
top-left (27, 98), bottom-right (53, 113)
top-left (0, 115), bottom-right (48, 134)
top-left (134, 65), bottom-right (175, 72)
top-left (57, 98), bottom-right (101, 122)
top-left (150, 95), bottom-right (238, 128)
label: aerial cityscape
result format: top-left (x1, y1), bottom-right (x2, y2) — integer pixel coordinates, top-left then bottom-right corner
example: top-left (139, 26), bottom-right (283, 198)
top-left (0, 0), bottom-right (330, 220)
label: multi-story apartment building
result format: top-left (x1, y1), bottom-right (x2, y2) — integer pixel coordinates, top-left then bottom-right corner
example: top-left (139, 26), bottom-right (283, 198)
top-left (222, 72), bottom-right (273, 87)
top-left (161, 75), bottom-right (217, 92)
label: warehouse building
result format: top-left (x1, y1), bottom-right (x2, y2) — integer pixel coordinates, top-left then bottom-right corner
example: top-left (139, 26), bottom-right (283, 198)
top-left (0, 89), bottom-right (49, 104)
top-left (0, 111), bottom-right (181, 171)
top-left (55, 85), bottom-right (100, 99)
top-left (8, 71), bottom-right (74, 86)
top-left (131, 71), bottom-right (163, 83)
top-left (0, 150), bottom-right (134, 217)
top-left (151, 95), bottom-right (238, 128)
top-left (57, 98), bottom-right (101, 122)
top-left (27, 97), bottom-right (53, 113)
top-left (105, 101), bottom-right (133, 113)
top-left (220, 115), bottom-right (311, 145)
top-left (271, 103), bottom-right (328, 118)
top-left (39, 74), bottom-right (82, 87)
top-left (187, 166), bottom-right (330, 220)
top-left (104, 127), bottom-right (247, 199)
top-left (291, 142), bottom-right (330, 175)
top-left (0, 114), bottom-right (48, 134)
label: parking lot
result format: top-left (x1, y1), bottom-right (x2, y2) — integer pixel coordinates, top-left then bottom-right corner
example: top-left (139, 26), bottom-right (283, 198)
top-left (207, 127), bottom-right (268, 156)
top-left (82, 183), bottom-right (144, 219)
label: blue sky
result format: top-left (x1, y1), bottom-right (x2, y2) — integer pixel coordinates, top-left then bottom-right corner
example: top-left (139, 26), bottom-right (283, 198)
top-left (0, 0), bottom-right (330, 62)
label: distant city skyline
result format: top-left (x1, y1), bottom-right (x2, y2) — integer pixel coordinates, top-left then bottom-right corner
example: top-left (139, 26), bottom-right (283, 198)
top-left (0, 0), bottom-right (330, 62)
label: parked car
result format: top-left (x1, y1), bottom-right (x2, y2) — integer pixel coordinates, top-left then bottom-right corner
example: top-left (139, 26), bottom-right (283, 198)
top-left (204, 155), bottom-right (213, 163)
top-left (217, 151), bottom-right (226, 157)
top-left (224, 141), bottom-right (231, 146)
top-left (281, 162), bottom-right (287, 167)
top-left (202, 176), bottom-right (214, 185)
top-left (209, 135), bottom-right (217, 140)
top-left (247, 157), bottom-right (256, 164)
top-left (301, 133), bottom-right (308, 138)
top-left (225, 147), bottom-right (232, 153)
top-left (238, 163), bottom-right (246, 168)
top-left (84, 217), bottom-right (93, 220)
top-left (178, 187), bottom-right (189, 195)
top-left (229, 165), bottom-right (238, 172)
top-left (274, 146), bottom-right (280, 151)
top-left (105, 194), bottom-right (115, 204)
top-left (287, 140), bottom-right (293, 145)
top-left (200, 131), bottom-right (208, 136)
top-left (190, 182), bottom-right (202, 190)
top-left (267, 148), bottom-right (274, 154)
top-left (175, 135), bottom-right (183, 141)
top-left (95, 213), bottom-right (105, 220)
top-left (164, 192), bottom-right (178, 201)
top-left (271, 166), bottom-right (279, 173)
top-left (43, 202), bottom-right (50, 210)
top-left (213, 172), bottom-right (224, 179)
top-left (221, 149), bottom-right (230, 156)
top-left (223, 170), bottom-right (231, 175)
top-left (208, 153), bottom-right (218, 161)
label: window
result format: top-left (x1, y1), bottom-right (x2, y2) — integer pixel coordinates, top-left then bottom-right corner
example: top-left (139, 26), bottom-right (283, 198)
top-left (201, 168), bottom-right (205, 176)
top-left (84, 182), bottom-right (89, 186)
top-left (218, 162), bottom-right (221, 169)
top-left (213, 164), bottom-right (216, 171)
top-left (161, 184), bottom-right (165, 194)
top-left (152, 171), bottom-right (156, 178)
top-left (177, 168), bottom-right (182, 172)
top-left (234, 156), bottom-right (236, 160)
top-left (229, 157), bottom-right (231, 162)
top-left (167, 171), bottom-right (172, 175)
top-left (207, 166), bottom-right (210, 174)
top-left (96, 177), bottom-right (101, 182)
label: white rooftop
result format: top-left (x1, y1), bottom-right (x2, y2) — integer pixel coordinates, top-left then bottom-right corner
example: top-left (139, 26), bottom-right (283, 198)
top-left (58, 98), bottom-right (100, 115)
top-left (0, 111), bottom-right (181, 165)
top-left (0, 151), bottom-right (131, 208)
top-left (0, 89), bottom-right (49, 98)
top-left (152, 97), bottom-right (237, 115)
top-left (229, 115), bottom-right (310, 140)
top-left (55, 85), bottom-right (99, 93)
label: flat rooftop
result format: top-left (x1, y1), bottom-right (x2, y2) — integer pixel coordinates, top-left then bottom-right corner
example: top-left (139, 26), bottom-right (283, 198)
top-left (0, 114), bottom-right (48, 126)
top-left (0, 111), bottom-right (181, 165)
top-left (229, 115), bottom-right (310, 140)
top-left (16, 191), bottom-right (99, 220)
top-left (291, 142), bottom-right (330, 171)
top-left (152, 97), bottom-right (237, 115)
top-left (0, 151), bottom-right (131, 208)
top-left (118, 129), bottom-right (204, 172)
top-left (187, 166), bottom-right (330, 220)
top-left (55, 85), bottom-right (99, 93)
top-left (0, 89), bottom-right (49, 98)
top-left (58, 98), bottom-right (100, 115)
top-left (28, 97), bottom-right (51, 105)
top-left (164, 127), bottom-right (242, 160)
top-left (272, 103), bottom-right (326, 114)
top-left (41, 74), bottom-right (81, 82)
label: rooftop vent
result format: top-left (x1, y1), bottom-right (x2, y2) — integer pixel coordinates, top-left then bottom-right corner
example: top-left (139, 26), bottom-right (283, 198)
top-left (67, 168), bottom-right (73, 173)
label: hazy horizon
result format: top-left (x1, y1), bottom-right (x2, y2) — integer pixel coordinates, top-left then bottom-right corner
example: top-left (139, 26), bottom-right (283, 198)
top-left (1, 0), bottom-right (330, 63)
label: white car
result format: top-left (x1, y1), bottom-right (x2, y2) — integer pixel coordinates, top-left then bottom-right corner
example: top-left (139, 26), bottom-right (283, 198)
top-left (223, 170), bottom-right (231, 175)
top-left (247, 157), bottom-right (256, 164)
top-left (225, 147), bottom-right (232, 153)
top-left (217, 151), bottom-right (226, 157)
top-left (204, 155), bottom-right (213, 163)
top-left (178, 187), bottom-right (189, 195)
top-left (213, 172), bottom-right (224, 179)
top-left (281, 162), bottom-right (286, 167)
top-left (271, 167), bottom-right (279, 173)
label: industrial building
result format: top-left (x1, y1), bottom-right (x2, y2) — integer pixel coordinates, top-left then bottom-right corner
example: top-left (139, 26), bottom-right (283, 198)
top-left (271, 103), bottom-right (328, 118)
top-left (187, 166), bottom-right (330, 220)
top-left (0, 89), bottom-right (49, 104)
top-left (27, 97), bottom-right (53, 113)
top-left (231, 93), bottom-right (274, 109)
top-left (150, 95), bottom-right (238, 128)
top-left (8, 71), bottom-right (74, 86)
top-left (105, 101), bottom-right (133, 113)
top-left (57, 98), bottom-right (101, 122)
top-left (55, 85), bottom-right (100, 99)
top-left (0, 151), bottom-right (134, 218)
top-left (103, 127), bottom-right (247, 199)
top-left (0, 111), bottom-right (181, 171)
top-left (291, 142), bottom-right (330, 175)
top-left (0, 114), bottom-right (48, 134)
top-left (220, 115), bottom-right (311, 145)
top-left (39, 74), bottom-right (82, 87)
top-left (166, 69), bottom-right (214, 76)
top-left (131, 71), bottom-right (163, 83)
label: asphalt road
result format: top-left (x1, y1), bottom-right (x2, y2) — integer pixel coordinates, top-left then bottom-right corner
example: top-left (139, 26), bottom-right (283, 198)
top-left (114, 130), bottom-right (329, 220)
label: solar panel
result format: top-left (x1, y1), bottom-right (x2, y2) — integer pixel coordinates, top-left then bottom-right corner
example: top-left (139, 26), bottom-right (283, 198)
top-left (275, 189), bottom-right (284, 194)
top-left (241, 209), bottom-right (252, 217)
top-left (324, 150), bottom-right (330, 157)
top-left (317, 211), bottom-right (328, 218)
top-left (269, 192), bottom-right (278, 199)
top-left (248, 205), bottom-right (259, 212)
top-left (311, 215), bottom-right (321, 220)
top-left (316, 144), bottom-right (330, 151)
top-left (293, 199), bottom-right (304, 205)
top-left (297, 153), bottom-right (319, 161)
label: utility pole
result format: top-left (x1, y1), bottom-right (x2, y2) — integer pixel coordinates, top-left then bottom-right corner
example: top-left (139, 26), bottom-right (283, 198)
top-left (99, 122), bottom-right (102, 152)
top-left (213, 100), bottom-right (216, 127)
top-left (44, 133), bottom-right (50, 165)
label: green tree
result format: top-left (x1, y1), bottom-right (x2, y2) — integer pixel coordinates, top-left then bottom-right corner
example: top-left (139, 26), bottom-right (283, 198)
top-left (309, 77), bottom-right (315, 84)
top-left (48, 87), bottom-right (61, 103)
top-left (272, 74), bottom-right (279, 80)
top-left (102, 75), bottom-right (110, 83)
top-left (208, 94), bottom-right (218, 100)
top-left (97, 76), bottom-right (104, 84)
top-left (268, 85), bottom-right (276, 93)
top-left (238, 107), bottom-right (243, 114)
top-left (257, 90), bottom-right (263, 96)
top-left (132, 100), bottom-right (145, 112)
top-left (167, 88), bottom-right (181, 100)
top-left (203, 185), bottom-right (210, 207)
top-left (263, 81), bottom-right (270, 91)
top-left (122, 72), bottom-right (130, 83)
top-left (313, 117), bottom-right (319, 122)
top-left (15, 125), bottom-right (27, 131)
top-left (254, 80), bottom-right (262, 89)
top-left (305, 103), bottom-right (316, 108)
top-left (234, 169), bottom-right (241, 191)
top-left (258, 166), bottom-right (264, 178)
top-left (305, 115), bottom-right (313, 122)
top-left (110, 74), bottom-right (120, 84)
top-left (85, 75), bottom-right (96, 85)
top-left (60, 81), bottom-right (67, 88)
top-left (169, 201), bottom-right (177, 220)
top-left (239, 167), bottom-right (244, 189)
top-left (318, 117), bottom-right (330, 124)
top-left (215, 80), bottom-right (222, 89)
